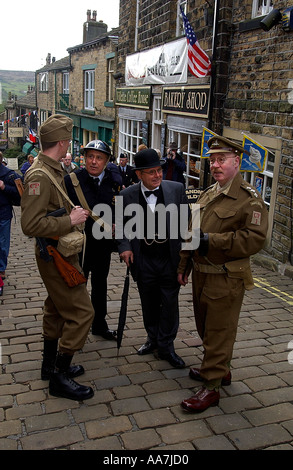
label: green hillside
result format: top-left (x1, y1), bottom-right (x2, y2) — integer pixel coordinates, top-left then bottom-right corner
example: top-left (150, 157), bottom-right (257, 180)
top-left (0, 70), bottom-right (35, 113)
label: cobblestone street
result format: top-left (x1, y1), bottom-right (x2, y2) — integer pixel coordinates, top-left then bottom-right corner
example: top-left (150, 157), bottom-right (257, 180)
top-left (1, 208), bottom-right (293, 452)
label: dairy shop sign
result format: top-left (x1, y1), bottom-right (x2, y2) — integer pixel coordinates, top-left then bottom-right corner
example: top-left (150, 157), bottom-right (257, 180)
top-left (162, 85), bottom-right (210, 118)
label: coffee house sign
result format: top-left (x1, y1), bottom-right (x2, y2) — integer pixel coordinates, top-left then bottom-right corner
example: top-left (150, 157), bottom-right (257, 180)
top-left (162, 85), bottom-right (210, 118)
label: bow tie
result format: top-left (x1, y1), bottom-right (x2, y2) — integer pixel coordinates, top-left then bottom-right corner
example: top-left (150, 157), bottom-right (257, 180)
top-left (144, 189), bottom-right (160, 198)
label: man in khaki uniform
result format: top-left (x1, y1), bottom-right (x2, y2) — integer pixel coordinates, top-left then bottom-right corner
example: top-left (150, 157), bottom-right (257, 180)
top-left (178, 134), bottom-right (268, 412)
top-left (21, 114), bottom-right (94, 401)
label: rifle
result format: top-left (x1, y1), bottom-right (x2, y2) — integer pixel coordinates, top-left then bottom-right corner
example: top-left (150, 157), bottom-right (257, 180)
top-left (14, 178), bottom-right (24, 197)
top-left (36, 207), bottom-right (86, 287)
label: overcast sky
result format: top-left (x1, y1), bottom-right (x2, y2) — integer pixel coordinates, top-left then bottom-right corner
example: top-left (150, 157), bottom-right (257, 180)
top-left (1, 0), bottom-right (120, 71)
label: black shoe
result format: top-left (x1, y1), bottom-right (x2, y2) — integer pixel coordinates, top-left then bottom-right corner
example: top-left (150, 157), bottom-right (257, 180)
top-left (158, 351), bottom-right (185, 368)
top-left (137, 341), bottom-right (157, 355)
top-left (41, 339), bottom-right (85, 380)
top-left (49, 352), bottom-right (94, 401)
top-left (92, 329), bottom-right (117, 341)
top-left (41, 363), bottom-right (85, 380)
top-left (49, 372), bottom-right (94, 401)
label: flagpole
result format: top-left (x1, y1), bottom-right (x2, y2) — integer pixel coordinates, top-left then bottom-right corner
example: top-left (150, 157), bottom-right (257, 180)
top-left (203, 0), bottom-right (219, 189)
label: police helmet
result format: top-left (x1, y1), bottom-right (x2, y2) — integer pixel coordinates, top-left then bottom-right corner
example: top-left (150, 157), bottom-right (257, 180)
top-left (83, 140), bottom-right (111, 157)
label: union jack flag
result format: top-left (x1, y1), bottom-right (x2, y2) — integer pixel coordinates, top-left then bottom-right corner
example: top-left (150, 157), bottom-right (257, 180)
top-left (180, 6), bottom-right (211, 78)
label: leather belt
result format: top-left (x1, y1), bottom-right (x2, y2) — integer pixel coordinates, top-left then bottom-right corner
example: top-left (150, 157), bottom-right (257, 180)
top-left (193, 261), bottom-right (227, 274)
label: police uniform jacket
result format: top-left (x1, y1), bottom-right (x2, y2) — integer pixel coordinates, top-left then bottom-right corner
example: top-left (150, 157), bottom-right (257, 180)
top-left (119, 164), bottom-right (138, 187)
top-left (178, 172), bottom-right (268, 289)
top-left (0, 164), bottom-right (22, 220)
top-left (21, 152), bottom-right (72, 240)
top-left (64, 167), bottom-right (119, 238)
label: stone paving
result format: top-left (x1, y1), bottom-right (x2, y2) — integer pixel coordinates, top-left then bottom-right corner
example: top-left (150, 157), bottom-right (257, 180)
top-left (1, 207), bottom-right (293, 451)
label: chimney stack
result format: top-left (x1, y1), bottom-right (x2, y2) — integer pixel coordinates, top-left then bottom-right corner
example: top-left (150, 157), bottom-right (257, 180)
top-left (83, 10), bottom-right (107, 43)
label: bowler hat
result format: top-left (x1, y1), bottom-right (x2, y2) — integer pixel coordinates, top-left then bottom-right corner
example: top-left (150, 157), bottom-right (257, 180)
top-left (40, 114), bottom-right (73, 143)
top-left (133, 148), bottom-right (165, 170)
top-left (207, 135), bottom-right (247, 156)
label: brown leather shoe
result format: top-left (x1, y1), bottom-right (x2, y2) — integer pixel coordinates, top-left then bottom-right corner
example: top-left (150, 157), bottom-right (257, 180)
top-left (189, 367), bottom-right (232, 386)
top-left (181, 387), bottom-right (220, 413)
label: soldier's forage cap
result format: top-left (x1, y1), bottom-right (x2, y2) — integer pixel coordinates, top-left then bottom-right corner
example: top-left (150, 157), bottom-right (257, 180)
top-left (207, 135), bottom-right (246, 156)
top-left (40, 114), bottom-right (73, 143)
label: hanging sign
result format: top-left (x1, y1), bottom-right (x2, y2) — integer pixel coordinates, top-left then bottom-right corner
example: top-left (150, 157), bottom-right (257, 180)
top-left (240, 135), bottom-right (268, 172)
top-left (201, 127), bottom-right (216, 157)
top-left (125, 38), bottom-right (187, 86)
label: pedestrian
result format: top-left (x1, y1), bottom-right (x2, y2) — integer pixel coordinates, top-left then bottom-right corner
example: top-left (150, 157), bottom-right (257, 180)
top-left (61, 152), bottom-right (78, 174)
top-left (21, 114), bottom-right (95, 401)
top-left (162, 142), bottom-right (186, 186)
top-left (178, 134), bottom-right (268, 412)
top-left (0, 151), bottom-right (22, 287)
top-left (118, 153), bottom-right (138, 189)
top-left (20, 154), bottom-right (34, 175)
top-left (65, 140), bottom-right (120, 341)
top-left (117, 148), bottom-right (189, 368)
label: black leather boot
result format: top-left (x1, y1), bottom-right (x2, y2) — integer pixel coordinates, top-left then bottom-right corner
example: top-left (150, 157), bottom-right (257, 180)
top-left (41, 339), bottom-right (85, 380)
top-left (49, 353), bottom-right (94, 401)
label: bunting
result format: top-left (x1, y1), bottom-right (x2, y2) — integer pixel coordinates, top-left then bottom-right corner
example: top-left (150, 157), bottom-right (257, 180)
top-left (1, 110), bottom-right (38, 127)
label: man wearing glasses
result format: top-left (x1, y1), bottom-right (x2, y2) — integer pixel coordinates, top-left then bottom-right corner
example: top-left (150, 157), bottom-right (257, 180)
top-left (178, 134), bottom-right (268, 412)
top-left (117, 148), bottom-right (189, 368)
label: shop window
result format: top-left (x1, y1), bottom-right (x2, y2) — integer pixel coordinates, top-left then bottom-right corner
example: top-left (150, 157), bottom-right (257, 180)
top-left (167, 130), bottom-right (202, 188)
top-left (242, 149), bottom-right (274, 207)
top-left (119, 118), bottom-right (143, 165)
top-left (40, 110), bottom-right (47, 125)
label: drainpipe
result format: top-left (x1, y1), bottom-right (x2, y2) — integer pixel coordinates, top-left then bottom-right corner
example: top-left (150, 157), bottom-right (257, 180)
top-left (203, 0), bottom-right (219, 189)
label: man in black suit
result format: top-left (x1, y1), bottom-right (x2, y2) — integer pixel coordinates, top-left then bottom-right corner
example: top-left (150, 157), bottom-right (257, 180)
top-left (65, 140), bottom-right (120, 341)
top-left (119, 153), bottom-right (138, 188)
top-left (116, 148), bottom-right (189, 368)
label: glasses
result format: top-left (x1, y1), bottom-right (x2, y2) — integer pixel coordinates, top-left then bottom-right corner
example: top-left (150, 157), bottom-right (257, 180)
top-left (209, 156), bottom-right (236, 166)
top-left (141, 168), bottom-right (163, 176)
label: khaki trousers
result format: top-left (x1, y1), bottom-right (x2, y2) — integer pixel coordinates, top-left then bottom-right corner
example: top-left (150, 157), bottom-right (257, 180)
top-left (36, 252), bottom-right (94, 355)
top-left (192, 271), bottom-right (245, 389)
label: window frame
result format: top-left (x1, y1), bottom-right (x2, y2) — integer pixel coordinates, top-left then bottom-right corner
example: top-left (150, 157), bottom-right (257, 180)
top-left (252, 0), bottom-right (273, 18)
top-left (84, 70), bottom-right (95, 110)
top-left (39, 72), bottom-right (48, 92)
top-left (63, 72), bottom-right (69, 95)
top-left (107, 58), bottom-right (115, 102)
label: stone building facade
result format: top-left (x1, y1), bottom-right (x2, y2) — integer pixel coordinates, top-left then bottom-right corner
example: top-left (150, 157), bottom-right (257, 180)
top-left (115, 0), bottom-right (293, 271)
top-left (35, 11), bottom-right (118, 160)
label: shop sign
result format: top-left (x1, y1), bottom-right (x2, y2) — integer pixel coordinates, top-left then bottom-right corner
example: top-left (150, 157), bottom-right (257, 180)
top-left (8, 128), bottom-right (24, 138)
top-left (115, 87), bottom-right (151, 109)
top-left (162, 85), bottom-right (210, 118)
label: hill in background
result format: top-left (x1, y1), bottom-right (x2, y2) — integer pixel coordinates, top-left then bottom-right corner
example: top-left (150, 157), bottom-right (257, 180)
top-left (0, 70), bottom-right (35, 112)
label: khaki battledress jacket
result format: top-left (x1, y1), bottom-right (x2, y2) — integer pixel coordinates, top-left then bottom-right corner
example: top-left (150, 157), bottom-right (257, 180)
top-left (21, 152), bottom-right (94, 354)
top-left (178, 172), bottom-right (268, 387)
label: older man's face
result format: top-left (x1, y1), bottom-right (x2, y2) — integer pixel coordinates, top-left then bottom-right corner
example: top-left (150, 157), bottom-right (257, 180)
top-left (209, 152), bottom-right (239, 187)
top-left (85, 150), bottom-right (108, 177)
top-left (136, 166), bottom-right (163, 190)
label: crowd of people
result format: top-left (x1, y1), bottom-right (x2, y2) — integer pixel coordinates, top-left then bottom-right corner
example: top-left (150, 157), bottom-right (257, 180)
top-left (1, 114), bottom-right (268, 412)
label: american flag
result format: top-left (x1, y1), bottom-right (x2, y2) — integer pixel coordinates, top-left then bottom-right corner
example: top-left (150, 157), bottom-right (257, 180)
top-left (180, 6), bottom-right (211, 78)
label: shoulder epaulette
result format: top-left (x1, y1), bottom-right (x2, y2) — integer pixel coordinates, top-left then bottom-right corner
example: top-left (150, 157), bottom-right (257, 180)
top-left (241, 181), bottom-right (261, 198)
